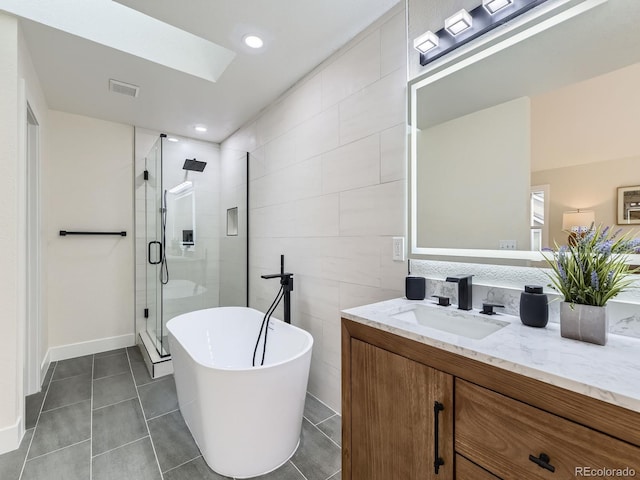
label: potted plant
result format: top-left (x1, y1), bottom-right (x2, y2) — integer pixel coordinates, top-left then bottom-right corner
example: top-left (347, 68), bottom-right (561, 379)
top-left (542, 224), bottom-right (640, 345)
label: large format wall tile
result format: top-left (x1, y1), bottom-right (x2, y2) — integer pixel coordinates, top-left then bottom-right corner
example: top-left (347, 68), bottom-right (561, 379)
top-left (380, 10), bottom-right (407, 77)
top-left (321, 135), bottom-right (380, 195)
top-left (322, 30), bottom-right (381, 109)
top-left (381, 123), bottom-right (407, 183)
top-left (339, 180), bottom-right (405, 237)
top-left (339, 68), bottom-right (406, 145)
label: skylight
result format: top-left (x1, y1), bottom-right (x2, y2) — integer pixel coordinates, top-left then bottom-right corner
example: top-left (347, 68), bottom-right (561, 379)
top-left (1, 0), bottom-right (236, 83)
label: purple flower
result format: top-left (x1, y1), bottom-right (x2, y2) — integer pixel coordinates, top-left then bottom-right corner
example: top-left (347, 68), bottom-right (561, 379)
top-left (558, 263), bottom-right (567, 282)
top-left (596, 240), bottom-right (613, 255)
top-left (591, 271), bottom-right (599, 291)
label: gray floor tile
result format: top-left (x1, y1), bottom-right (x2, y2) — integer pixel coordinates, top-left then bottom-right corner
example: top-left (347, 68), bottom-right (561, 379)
top-left (291, 420), bottom-right (341, 480)
top-left (316, 415), bottom-right (341, 446)
top-left (253, 461), bottom-right (305, 480)
top-left (127, 345), bottom-right (144, 363)
top-left (25, 391), bottom-right (45, 430)
top-left (329, 471), bottom-right (342, 480)
top-left (138, 376), bottom-right (178, 419)
top-left (22, 440), bottom-right (90, 480)
top-left (93, 372), bottom-right (137, 409)
top-left (42, 374), bottom-right (91, 411)
top-left (29, 400), bottom-right (91, 459)
top-left (147, 410), bottom-right (200, 472)
top-left (303, 393), bottom-right (335, 425)
top-left (94, 348), bottom-right (125, 358)
top-left (93, 353), bottom-right (130, 380)
top-left (92, 437), bottom-right (161, 480)
top-left (0, 428), bottom-right (33, 480)
top-left (51, 355), bottom-right (92, 381)
top-left (163, 456), bottom-right (232, 480)
top-left (92, 398), bottom-right (148, 455)
top-left (127, 347), bottom-right (162, 387)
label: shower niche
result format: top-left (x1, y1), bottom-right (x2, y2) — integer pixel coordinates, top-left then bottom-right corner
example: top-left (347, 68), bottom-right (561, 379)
top-left (134, 130), bottom-right (248, 374)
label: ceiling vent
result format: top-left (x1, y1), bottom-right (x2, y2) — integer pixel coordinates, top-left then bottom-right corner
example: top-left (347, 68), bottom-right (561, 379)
top-left (109, 79), bottom-right (139, 98)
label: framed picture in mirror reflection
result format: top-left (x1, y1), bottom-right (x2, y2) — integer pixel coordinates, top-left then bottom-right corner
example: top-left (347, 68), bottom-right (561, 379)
top-left (617, 186), bottom-right (640, 225)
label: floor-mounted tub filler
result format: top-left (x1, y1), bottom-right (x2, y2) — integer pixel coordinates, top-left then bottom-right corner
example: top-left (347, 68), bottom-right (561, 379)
top-left (167, 307), bottom-right (313, 478)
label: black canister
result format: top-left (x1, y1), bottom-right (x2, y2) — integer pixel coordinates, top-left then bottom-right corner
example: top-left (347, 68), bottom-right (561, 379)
top-left (405, 276), bottom-right (426, 300)
top-left (519, 285), bottom-right (548, 327)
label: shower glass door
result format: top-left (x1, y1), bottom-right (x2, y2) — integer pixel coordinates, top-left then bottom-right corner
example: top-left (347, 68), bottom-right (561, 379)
top-left (135, 129), bottom-right (248, 359)
top-left (145, 136), bottom-right (167, 355)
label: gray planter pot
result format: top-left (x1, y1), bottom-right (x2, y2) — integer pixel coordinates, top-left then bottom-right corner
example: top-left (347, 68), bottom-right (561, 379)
top-left (560, 302), bottom-right (608, 345)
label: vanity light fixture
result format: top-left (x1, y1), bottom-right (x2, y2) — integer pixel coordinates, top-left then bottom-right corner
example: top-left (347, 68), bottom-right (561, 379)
top-left (445, 9), bottom-right (473, 36)
top-left (415, 0), bottom-right (550, 67)
top-left (413, 30), bottom-right (439, 54)
top-left (483, 0), bottom-right (514, 15)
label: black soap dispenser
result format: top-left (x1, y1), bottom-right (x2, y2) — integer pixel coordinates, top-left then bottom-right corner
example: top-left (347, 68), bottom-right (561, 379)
top-left (519, 285), bottom-right (548, 328)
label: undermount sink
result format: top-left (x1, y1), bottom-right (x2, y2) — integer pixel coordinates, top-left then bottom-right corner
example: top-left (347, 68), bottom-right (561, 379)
top-left (392, 305), bottom-right (509, 340)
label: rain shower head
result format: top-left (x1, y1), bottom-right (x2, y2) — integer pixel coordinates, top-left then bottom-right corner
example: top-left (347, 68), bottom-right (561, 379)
top-left (183, 158), bottom-right (207, 172)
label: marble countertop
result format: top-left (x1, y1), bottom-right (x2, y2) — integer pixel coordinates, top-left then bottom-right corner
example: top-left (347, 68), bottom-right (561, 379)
top-left (342, 297), bottom-right (640, 413)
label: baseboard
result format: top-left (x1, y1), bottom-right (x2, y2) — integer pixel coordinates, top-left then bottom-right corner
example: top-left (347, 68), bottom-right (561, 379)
top-left (40, 350), bottom-right (51, 385)
top-left (48, 333), bottom-right (136, 362)
top-left (0, 417), bottom-right (23, 455)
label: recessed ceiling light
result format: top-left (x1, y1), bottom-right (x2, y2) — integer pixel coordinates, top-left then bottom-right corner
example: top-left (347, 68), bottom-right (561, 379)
top-left (194, 126), bottom-right (207, 133)
top-left (445, 9), bottom-right (473, 36)
top-left (243, 35), bottom-right (264, 49)
top-left (167, 137), bottom-right (179, 142)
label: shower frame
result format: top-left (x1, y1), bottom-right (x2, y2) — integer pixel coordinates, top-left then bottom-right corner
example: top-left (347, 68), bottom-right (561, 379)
top-left (135, 131), bottom-right (249, 360)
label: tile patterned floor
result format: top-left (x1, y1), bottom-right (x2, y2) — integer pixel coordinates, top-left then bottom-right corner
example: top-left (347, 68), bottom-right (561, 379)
top-left (0, 346), bottom-right (342, 480)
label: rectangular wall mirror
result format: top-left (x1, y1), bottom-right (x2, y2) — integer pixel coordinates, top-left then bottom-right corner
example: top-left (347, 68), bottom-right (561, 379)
top-left (409, 0), bottom-right (640, 265)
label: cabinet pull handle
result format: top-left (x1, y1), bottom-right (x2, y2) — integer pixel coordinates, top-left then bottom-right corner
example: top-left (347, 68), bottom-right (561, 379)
top-left (433, 401), bottom-right (445, 474)
top-left (529, 453), bottom-right (556, 472)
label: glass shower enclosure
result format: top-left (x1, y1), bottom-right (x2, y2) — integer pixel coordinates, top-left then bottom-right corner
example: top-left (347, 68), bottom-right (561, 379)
top-left (135, 131), bottom-right (248, 357)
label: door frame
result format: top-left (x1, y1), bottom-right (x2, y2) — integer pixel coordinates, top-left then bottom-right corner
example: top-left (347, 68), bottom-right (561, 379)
top-left (25, 102), bottom-right (42, 395)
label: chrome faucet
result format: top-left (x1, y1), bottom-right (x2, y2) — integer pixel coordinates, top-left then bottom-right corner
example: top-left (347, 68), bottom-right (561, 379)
top-left (445, 275), bottom-right (473, 310)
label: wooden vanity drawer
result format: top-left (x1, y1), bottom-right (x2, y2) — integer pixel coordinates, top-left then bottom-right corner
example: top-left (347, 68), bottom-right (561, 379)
top-left (456, 454), bottom-right (501, 479)
top-left (455, 379), bottom-right (640, 479)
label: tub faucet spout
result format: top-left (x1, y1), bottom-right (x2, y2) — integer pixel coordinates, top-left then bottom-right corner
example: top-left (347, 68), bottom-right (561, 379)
top-left (261, 255), bottom-right (294, 324)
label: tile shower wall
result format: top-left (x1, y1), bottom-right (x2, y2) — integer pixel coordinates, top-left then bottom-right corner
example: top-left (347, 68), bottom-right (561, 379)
top-left (220, 4), bottom-right (408, 411)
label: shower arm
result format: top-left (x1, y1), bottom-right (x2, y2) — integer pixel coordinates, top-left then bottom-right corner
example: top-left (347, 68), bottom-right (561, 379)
top-left (261, 255), bottom-right (293, 324)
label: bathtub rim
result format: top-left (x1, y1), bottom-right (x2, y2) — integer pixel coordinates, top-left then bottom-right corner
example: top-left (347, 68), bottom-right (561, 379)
top-left (166, 306), bottom-right (314, 372)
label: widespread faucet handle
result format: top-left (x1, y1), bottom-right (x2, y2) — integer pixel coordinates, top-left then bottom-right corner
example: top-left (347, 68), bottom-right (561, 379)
top-left (480, 303), bottom-right (504, 315)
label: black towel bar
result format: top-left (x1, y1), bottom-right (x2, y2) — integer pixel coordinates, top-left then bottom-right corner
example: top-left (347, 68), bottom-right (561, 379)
top-left (59, 230), bottom-right (127, 237)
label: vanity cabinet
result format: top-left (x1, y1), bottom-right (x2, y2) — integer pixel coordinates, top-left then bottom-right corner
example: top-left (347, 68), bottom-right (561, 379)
top-left (342, 318), bottom-right (640, 480)
top-left (348, 339), bottom-right (453, 480)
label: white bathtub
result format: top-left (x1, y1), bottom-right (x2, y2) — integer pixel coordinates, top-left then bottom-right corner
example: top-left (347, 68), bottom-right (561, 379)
top-left (166, 307), bottom-right (313, 478)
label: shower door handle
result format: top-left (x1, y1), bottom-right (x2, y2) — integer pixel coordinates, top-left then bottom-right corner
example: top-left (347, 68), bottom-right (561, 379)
top-left (148, 241), bottom-right (162, 265)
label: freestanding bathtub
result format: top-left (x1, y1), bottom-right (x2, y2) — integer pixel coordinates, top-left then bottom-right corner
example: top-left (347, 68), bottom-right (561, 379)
top-left (166, 307), bottom-right (313, 478)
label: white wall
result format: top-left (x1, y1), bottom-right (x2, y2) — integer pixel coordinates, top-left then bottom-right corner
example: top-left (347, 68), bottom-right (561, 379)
top-left (0, 12), bottom-right (22, 453)
top-left (221, 4), bottom-right (407, 411)
top-left (219, 147), bottom-right (247, 307)
top-left (417, 97), bottom-right (531, 250)
top-left (45, 111), bottom-right (134, 355)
